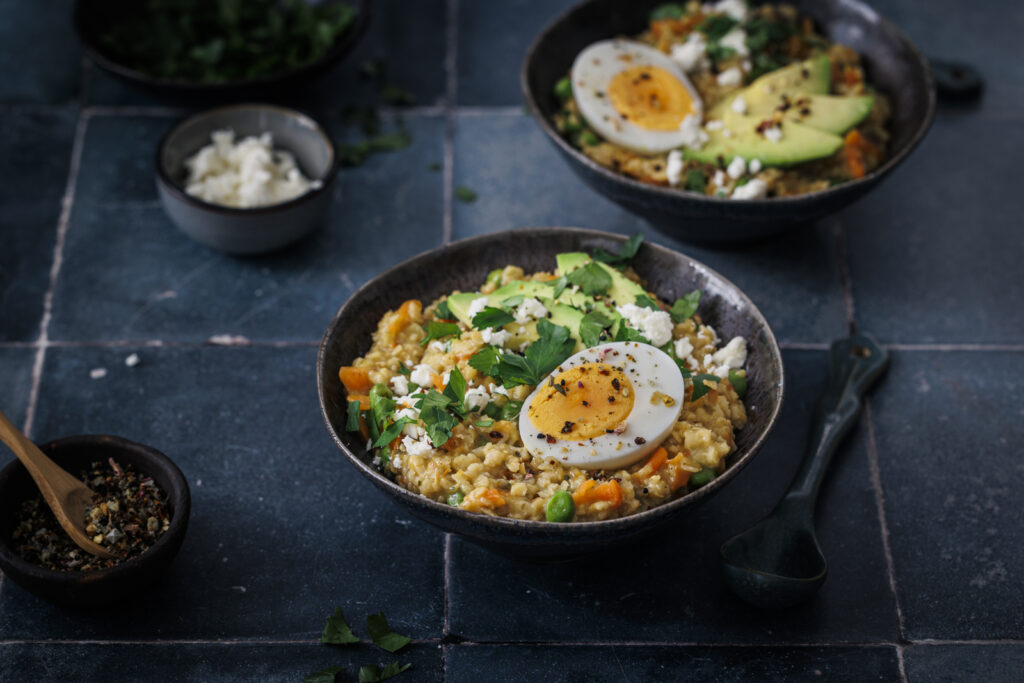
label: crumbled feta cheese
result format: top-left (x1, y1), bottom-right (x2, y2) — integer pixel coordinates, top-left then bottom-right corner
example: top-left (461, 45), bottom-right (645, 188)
top-left (402, 436), bottom-right (433, 456)
top-left (764, 126), bottom-right (784, 143)
top-left (719, 27), bottom-right (749, 57)
top-left (124, 353), bottom-right (140, 368)
top-left (712, 337), bottom-right (748, 376)
top-left (666, 150), bottom-right (684, 186)
top-left (89, 367), bottom-right (107, 380)
top-left (727, 156), bottom-right (747, 179)
top-left (615, 303), bottom-right (674, 347)
top-left (395, 407), bottom-right (420, 423)
top-left (674, 337), bottom-right (694, 360)
top-left (427, 340), bottom-right (446, 352)
top-left (716, 67), bottom-right (743, 87)
top-left (184, 129), bottom-right (321, 209)
top-left (705, 119), bottom-right (724, 131)
top-left (749, 158), bottom-right (763, 174)
top-left (391, 454), bottom-right (402, 468)
top-left (481, 328), bottom-right (511, 347)
top-left (442, 371), bottom-right (451, 386)
top-left (702, 353), bottom-right (714, 369)
top-left (464, 386), bottom-right (490, 412)
top-left (410, 364), bottom-right (436, 387)
top-left (390, 374), bottom-right (410, 396)
top-left (679, 114), bottom-right (709, 150)
top-left (730, 94), bottom-right (748, 115)
top-left (704, 0), bottom-right (748, 21)
top-left (742, 59), bottom-right (752, 72)
top-left (490, 383), bottom-right (509, 397)
top-left (514, 297), bottom-right (547, 323)
top-left (670, 33), bottom-right (708, 72)
top-left (731, 178), bottom-right (768, 200)
top-left (702, 324), bottom-right (720, 344)
top-left (467, 296), bottom-right (489, 319)
top-left (713, 170), bottom-right (727, 188)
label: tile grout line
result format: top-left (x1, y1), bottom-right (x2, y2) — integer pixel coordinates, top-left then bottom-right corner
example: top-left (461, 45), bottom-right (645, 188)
top-left (896, 644), bottom-right (908, 682)
top-left (441, 0), bottom-right (459, 245)
top-left (864, 400), bottom-right (909, 647)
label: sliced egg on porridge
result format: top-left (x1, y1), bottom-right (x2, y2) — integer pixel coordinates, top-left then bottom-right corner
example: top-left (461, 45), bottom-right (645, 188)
top-left (571, 39), bottom-right (703, 154)
top-left (518, 341), bottom-right (686, 470)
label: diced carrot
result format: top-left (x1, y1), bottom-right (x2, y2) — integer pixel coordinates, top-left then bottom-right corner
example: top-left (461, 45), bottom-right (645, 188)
top-left (666, 455), bottom-right (693, 492)
top-left (646, 447), bottom-right (668, 472)
top-left (572, 479), bottom-right (596, 505)
top-left (843, 65), bottom-right (863, 86)
top-left (844, 130), bottom-right (867, 179)
top-left (478, 488), bottom-right (505, 507)
top-left (573, 479), bottom-right (623, 507)
top-left (339, 366), bottom-right (373, 393)
top-left (432, 373), bottom-right (446, 391)
top-left (347, 394), bottom-right (370, 410)
top-left (385, 299), bottom-right (422, 339)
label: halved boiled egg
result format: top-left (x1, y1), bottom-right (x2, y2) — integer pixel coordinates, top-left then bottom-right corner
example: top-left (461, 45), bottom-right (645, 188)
top-left (518, 341), bottom-right (686, 470)
top-left (571, 40), bottom-right (703, 154)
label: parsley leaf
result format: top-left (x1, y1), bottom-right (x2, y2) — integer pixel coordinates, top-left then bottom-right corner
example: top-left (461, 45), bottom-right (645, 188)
top-left (434, 299), bottom-right (453, 320)
top-left (419, 321), bottom-right (461, 346)
top-left (592, 234), bottom-right (644, 267)
top-left (416, 390), bottom-right (459, 446)
top-left (729, 369), bottom-right (747, 398)
top-left (566, 261), bottom-right (612, 296)
top-left (690, 373), bottom-right (720, 401)
top-left (468, 346), bottom-right (502, 377)
top-left (685, 169), bottom-right (707, 194)
top-left (496, 319), bottom-right (575, 387)
top-left (550, 275), bottom-right (569, 299)
top-left (396, 364), bottom-right (411, 376)
top-left (366, 612), bottom-right (411, 653)
top-left (502, 400), bottom-right (524, 420)
top-left (358, 662), bottom-right (412, 682)
top-left (579, 310), bottom-right (614, 348)
top-left (697, 14), bottom-right (738, 41)
top-left (705, 42), bottom-right (737, 66)
top-left (455, 186), bottom-right (477, 203)
top-left (635, 293), bottom-right (661, 310)
top-left (650, 3), bottom-right (687, 20)
top-left (614, 323), bottom-right (651, 344)
top-left (472, 306), bottom-right (515, 330)
top-left (373, 417), bottom-right (416, 448)
top-left (369, 384), bottom-right (395, 430)
top-left (475, 419), bottom-right (494, 428)
top-left (346, 401), bottom-right (362, 432)
top-left (306, 666), bottom-right (343, 683)
top-left (443, 365), bottom-right (467, 416)
top-left (322, 607), bottom-right (360, 645)
top-left (670, 290), bottom-right (702, 322)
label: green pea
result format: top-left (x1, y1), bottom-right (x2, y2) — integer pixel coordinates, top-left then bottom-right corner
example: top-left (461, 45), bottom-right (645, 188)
top-left (690, 468), bottom-right (717, 488)
top-left (579, 131), bottom-right (601, 147)
top-left (485, 268), bottom-right (503, 288)
top-left (447, 491), bottom-right (465, 507)
top-left (553, 76), bottom-right (573, 101)
top-left (561, 116), bottom-right (583, 135)
top-left (728, 369), bottom-right (747, 398)
top-left (545, 490), bottom-right (575, 523)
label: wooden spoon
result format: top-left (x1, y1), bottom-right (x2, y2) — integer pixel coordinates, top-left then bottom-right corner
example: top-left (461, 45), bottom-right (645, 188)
top-left (0, 410), bottom-right (117, 561)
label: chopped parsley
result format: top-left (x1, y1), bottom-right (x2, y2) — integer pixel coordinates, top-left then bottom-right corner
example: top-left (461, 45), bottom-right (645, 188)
top-left (468, 346), bottom-right (502, 377)
top-left (690, 373), bottom-right (721, 401)
top-left (359, 662), bottom-right (412, 682)
top-left (696, 14), bottom-right (738, 41)
top-left (670, 290), bottom-right (702, 322)
top-left (634, 293), bottom-right (661, 310)
top-left (592, 233), bottom-right (644, 268)
top-left (434, 299), bottom-right (453, 319)
top-left (455, 186), bottom-right (478, 203)
top-left (550, 275), bottom-right (569, 299)
top-left (369, 384), bottom-right (395, 430)
top-left (442, 365), bottom-right (468, 416)
top-left (579, 310), bottom-right (614, 348)
top-left (419, 321), bottom-right (461, 346)
top-left (396, 364), bottom-right (411, 376)
top-left (415, 390), bottom-right (459, 446)
top-left (483, 400), bottom-right (523, 421)
top-left (685, 169), bottom-right (707, 194)
top-left (614, 323), bottom-right (650, 344)
top-left (566, 261), bottom-right (612, 296)
top-left (366, 612), bottom-right (411, 653)
top-left (345, 400), bottom-right (362, 432)
top-left (322, 607), bottom-right (360, 645)
top-left (338, 129), bottom-right (413, 167)
top-left (472, 306), bottom-right (515, 330)
top-left (649, 3), bottom-right (687, 20)
top-left (494, 319), bottom-right (575, 387)
top-left (474, 419), bottom-right (494, 428)
top-left (305, 666), bottom-right (344, 683)
top-left (380, 83), bottom-right (416, 106)
top-left (372, 416), bottom-right (416, 449)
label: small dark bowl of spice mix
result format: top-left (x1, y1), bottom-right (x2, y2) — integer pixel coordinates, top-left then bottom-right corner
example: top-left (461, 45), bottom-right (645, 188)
top-left (0, 435), bottom-right (190, 607)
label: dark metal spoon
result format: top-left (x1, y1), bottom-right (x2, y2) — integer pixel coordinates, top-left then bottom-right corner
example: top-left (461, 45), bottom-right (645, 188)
top-left (720, 332), bottom-right (889, 608)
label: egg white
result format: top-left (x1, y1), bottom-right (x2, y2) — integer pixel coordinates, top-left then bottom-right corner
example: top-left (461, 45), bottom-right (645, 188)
top-left (571, 40), bottom-right (703, 155)
top-left (518, 341), bottom-right (686, 470)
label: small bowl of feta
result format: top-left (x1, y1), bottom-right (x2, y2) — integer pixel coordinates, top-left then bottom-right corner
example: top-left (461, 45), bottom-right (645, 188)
top-left (156, 104), bottom-right (338, 255)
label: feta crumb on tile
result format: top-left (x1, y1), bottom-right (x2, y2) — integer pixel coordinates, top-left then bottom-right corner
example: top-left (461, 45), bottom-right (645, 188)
top-left (390, 374), bottom-right (410, 396)
top-left (730, 94), bottom-right (748, 115)
top-left (716, 67), bottom-right (742, 87)
top-left (727, 156), bottom-right (747, 179)
top-left (615, 303), bottom-right (674, 347)
top-left (467, 296), bottom-right (489, 319)
top-left (670, 32), bottom-right (708, 72)
top-left (679, 114), bottom-right (709, 150)
top-left (666, 150), bottom-right (685, 186)
top-left (124, 353), bottom-right (140, 367)
top-left (89, 367), bottom-right (107, 380)
top-left (731, 178), bottom-right (768, 200)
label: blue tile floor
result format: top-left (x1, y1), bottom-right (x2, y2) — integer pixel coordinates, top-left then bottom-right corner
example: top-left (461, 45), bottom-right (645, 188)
top-left (0, 1), bottom-right (1021, 681)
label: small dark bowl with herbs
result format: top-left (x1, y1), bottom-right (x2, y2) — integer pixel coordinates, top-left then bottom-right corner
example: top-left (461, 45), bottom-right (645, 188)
top-left (0, 435), bottom-right (190, 608)
top-left (317, 228), bottom-right (784, 560)
top-left (74, 0), bottom-right (369, 93)
top-left (521, 0), bottom-right (934, 246)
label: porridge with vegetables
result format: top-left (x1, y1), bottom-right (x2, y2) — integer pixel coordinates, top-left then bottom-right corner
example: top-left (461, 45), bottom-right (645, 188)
top-left (338, 237), bottom-right (749, 523)
top-left (552, 1), bottom-right (890, 199)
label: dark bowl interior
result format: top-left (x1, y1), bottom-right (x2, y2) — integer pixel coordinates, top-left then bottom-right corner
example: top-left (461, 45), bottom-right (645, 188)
top-left (0, 435), bottom-right (190, 608)
top-left (522, 0), bottom-right (935, 246)
top-left (317, 228), bottom-right (784, 559)
top-left (73, 0), bottom-right (370, 94)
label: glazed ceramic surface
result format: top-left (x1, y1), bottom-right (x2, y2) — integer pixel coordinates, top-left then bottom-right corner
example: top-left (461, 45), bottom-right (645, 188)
top-left (522, 0), bottom-right (935, 246)
top-left (318, 228), bottom-right (784, 558)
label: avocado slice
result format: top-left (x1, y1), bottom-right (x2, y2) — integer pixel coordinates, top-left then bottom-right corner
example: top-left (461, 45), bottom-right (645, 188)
top-left (446, 280), bottom-right (593, 327)
top-left (708, 56), bottom-right (833, 121)
top-left (717, 91), bottom-right (874, 136)
top-left (555, 252), bottom-right (647, 309)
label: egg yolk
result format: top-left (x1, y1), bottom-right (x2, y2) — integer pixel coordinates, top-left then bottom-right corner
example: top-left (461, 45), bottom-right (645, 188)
top-left (607, 66), bottom-right (696, 131)
top-left (527, 363), bottom-right (635, 440)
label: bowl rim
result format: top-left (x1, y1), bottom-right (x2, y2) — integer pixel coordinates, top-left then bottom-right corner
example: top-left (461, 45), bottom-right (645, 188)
top-left (154, 103), bottom-right (340, 217)
top-left (520, 0), bottom-right (936, 207)
top-left (317, 227), bottom-right (785, 535)
top-left (0, 434), bottom-right (191, 583)
top-left (73, 0), bottom-right (371, 92)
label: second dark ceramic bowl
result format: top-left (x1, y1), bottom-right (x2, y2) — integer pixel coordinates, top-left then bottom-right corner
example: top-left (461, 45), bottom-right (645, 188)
top-left (522, 0), bottom-right (935, 246)
top-left (317, 228), bottom-right (784, 559)
top-left (0, 435), bottom-right (190, 608)
top-left (156, 104), bottom-right (338, 255)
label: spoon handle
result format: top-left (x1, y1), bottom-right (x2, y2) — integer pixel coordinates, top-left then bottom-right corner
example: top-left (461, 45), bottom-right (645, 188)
top-left (783, 332), bottom-right (889, 511)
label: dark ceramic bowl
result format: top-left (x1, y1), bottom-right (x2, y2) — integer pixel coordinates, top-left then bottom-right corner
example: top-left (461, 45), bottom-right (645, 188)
top-left (0, 435), bottom-right (190, 608)
top-left (74, 0), bottom-right (370, 94)
top-left (317, 228), bottom-right (784, 559)
top-left (522, 0), bottom-right (935, 246)
top-left (156, 104), bottom-right (338, 255)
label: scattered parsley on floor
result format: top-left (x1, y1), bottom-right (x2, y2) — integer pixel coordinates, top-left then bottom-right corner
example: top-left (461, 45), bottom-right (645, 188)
top-left (306, 608), bottom-right (413, 682)
top-left (455, 186), bottom-right (478, 203)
